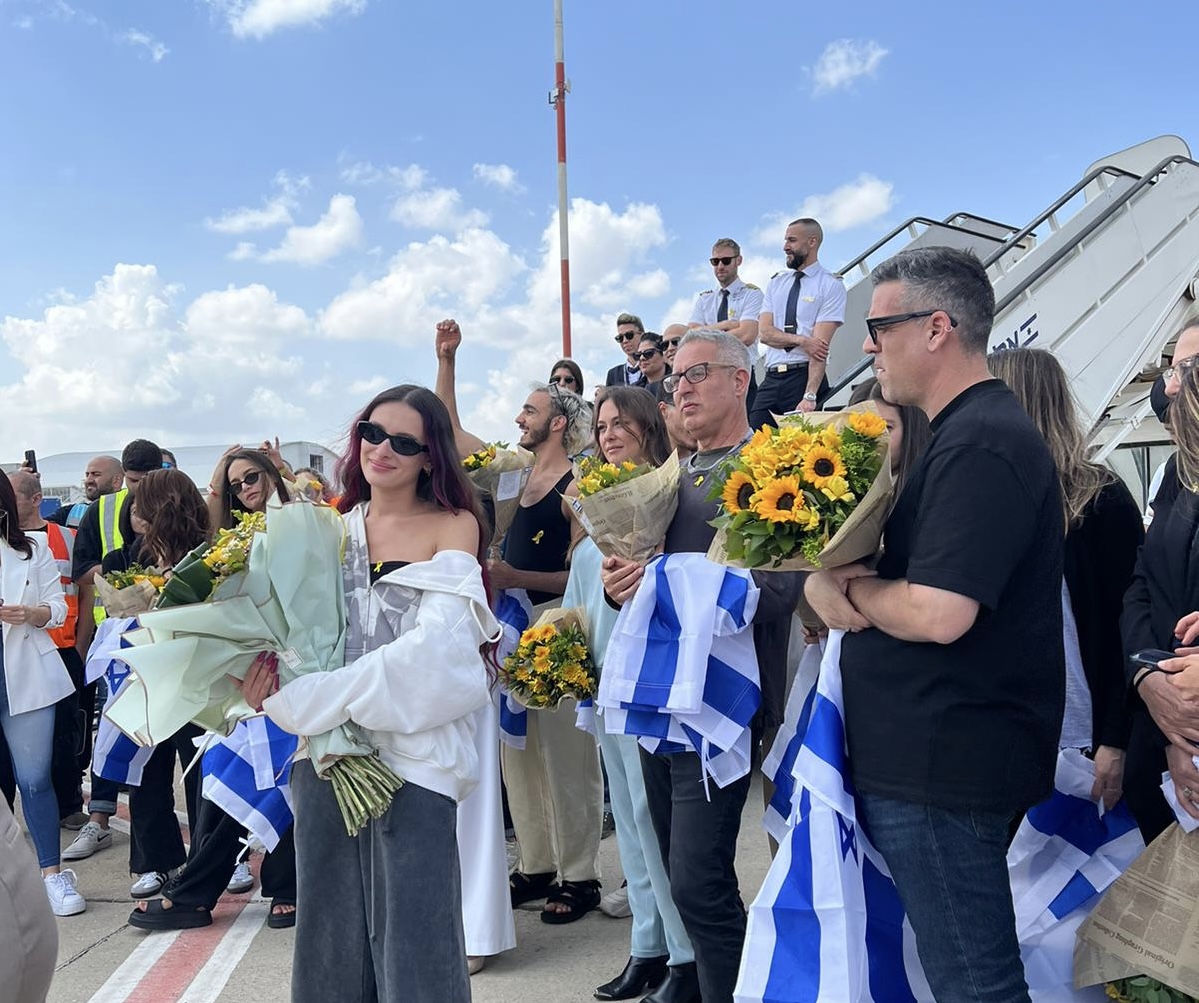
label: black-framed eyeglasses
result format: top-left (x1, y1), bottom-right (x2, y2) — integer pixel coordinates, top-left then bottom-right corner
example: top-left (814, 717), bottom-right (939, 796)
top-left (357, 420), bottom-right (428, 456)
top-left (1164, 356), bottom-right (1199, 382)
top-left (709, 256), bottom-right (737, 266)
top-left (865, 310), bottom-right (958, 345)
top-left (549, 373), bottom-right (578, 386)
top-left (632, 349), bottom-right (661, 361)
top-left (615, 330), bottom-right (640, 343)
top-left (662, 362), bottom-right (738, 394)
top-left (228, 469), bottom-right (264, 495)
top-left (663, 337), bottom-right (683, 350)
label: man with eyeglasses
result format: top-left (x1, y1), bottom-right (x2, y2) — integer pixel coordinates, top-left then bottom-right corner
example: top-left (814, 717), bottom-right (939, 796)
top-left (804, 247), bottom-right (1063, 1003)
top-left (690, 239), bottom-right (763, 418)
top-left (603, 329), bottom-right (801, 1003)
top-left (605, 313), bottom-right (649, 388)
top-left (754, 218), bottom-right (846, 428)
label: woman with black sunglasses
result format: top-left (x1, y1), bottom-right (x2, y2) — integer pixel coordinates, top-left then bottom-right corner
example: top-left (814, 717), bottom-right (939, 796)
top-left (206, 443), bottom-right (294, 532)
top-left (635, 333), bottom-right (671, 395)
top-left (549, 358), bottom-right (585, 398)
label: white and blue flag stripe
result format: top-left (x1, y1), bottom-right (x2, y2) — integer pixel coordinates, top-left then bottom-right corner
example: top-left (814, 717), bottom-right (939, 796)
top-left (200, 716), bottom-right (297, 852)
top-left (762, 639), bottom-right (823, 841)
top-left (89, 617), bottom-right (155, 786)
top-left (495, 589), bottom-right (533, 749)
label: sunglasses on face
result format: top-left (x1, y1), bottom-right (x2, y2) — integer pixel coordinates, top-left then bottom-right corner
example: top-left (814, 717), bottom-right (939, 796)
top-left (663, 337), bottom-right (683, 350)
top-left (357, 420), bottom-right (429, 456)
top-left (709, 256), bottom-right (737, 266)
top-left (228, 470), bottom-right (264, 495)
top-left (550, 374), bottom-right (578, 386)
top-left (615, 330), bottom-right (640, 343)
top-left (633, 349), bottom-right (661, 361)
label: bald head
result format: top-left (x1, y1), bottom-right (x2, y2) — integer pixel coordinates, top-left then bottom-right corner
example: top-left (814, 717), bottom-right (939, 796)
top-left (662, 323), bottom-right (689, 364)
top-left (84, 455), bottom-right (123, 501)
top-left (8, 471), bottom-right (42, 529)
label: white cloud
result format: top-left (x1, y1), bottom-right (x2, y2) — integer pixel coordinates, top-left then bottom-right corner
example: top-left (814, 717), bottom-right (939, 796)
top-left (245, 194), bottom-right (365, 265)
top-left (753, 174), bottom-right (894, 244)
top-left (120, 29), bottom-right (168, 62)
top-left (14, 16), bottom-right (34, 29)
top-left (811, 39), bottom-right (888, 94)
top-left (247, 387), bottom-right (306, 421)
top-left (472, 163), bottom-right (525, 194)
top-left (390, 187), bottom-right (488, 232)
top-left (339, 159), bottom-right (426, 190)
top-left (212, 0), bottom-right (367, 39)
top-left (205, 171), bottom-right (309, 234)
top-left (347, 376), bottom-right (389, 395)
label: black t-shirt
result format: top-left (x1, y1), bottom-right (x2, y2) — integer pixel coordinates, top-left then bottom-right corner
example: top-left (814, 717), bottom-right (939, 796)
top-left (840, 380), bottom-right (1065, 814)
top-left (100, 540), bottom-right (144, 576)
top-left (72, 499), bottom-right (104, 581)
top-left (503, 471), bottom-right (573, 606)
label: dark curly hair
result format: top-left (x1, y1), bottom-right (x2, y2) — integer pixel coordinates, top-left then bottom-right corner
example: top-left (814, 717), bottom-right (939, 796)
top-left (134, 469), bottom-right (212, 567)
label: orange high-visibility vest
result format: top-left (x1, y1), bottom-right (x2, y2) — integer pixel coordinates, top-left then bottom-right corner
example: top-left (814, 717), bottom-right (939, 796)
top-left (43, 521), bottom-right (79, 649)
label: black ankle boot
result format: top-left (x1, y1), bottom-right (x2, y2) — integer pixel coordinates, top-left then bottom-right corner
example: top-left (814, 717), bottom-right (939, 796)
top-left (593, 955), bottom-right (669, 1000)
top-left (640, 962), bottom-right (700, 1003)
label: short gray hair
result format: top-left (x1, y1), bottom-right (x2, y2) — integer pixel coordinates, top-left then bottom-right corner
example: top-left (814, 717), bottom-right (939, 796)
top-left (871, 246), bottom-right (995, 354)
top-left (529, 381), bottom-right (594, 454)
top-left (676, 327), bottom-right (752, 373)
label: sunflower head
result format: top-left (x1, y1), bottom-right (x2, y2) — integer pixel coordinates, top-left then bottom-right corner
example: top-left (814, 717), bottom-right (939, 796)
top-left (847, 410), bottom-right (887, 438)
top-left (722, 470), bottom-right (758, 514)
top-left (752, 476), bottom-right (804, 524)
top-left (801, 445), bottom-right (847, 488)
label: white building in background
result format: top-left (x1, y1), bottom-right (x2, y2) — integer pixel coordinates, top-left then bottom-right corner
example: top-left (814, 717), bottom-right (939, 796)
top-left (14, 441), bottom-right (340, 509)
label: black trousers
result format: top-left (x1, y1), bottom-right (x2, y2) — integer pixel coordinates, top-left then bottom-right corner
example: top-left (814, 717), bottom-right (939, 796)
top-left (1124, 711), bottom-right (1174, 842)
top-left (129, 723), bottom-right (203, 875)
top-left (640, 749), bottom-right (751, 1003)
top-left (164, 796), bottom-right (296, 909)
top-left (50, 647), bottom-right (87, 818)
top-left (748, 366), bottom-right (830, 430)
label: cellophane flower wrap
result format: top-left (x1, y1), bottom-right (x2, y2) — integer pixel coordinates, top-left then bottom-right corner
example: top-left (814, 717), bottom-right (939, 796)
top-left (104, 501), bottom-right (402, 836)
top-left (94, 565), bottom-right (167, 617)
top-left (462, 442), bottom-right (532, 554)
top-left (499, 606), bottom-right (596, 709)
top-left (567, 451), bottom-right (680, 562)
top-left (706, 404), bottom-right (893, 571)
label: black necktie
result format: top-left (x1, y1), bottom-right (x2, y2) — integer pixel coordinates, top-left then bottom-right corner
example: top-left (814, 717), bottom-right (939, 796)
top-left (717, 288), bottom-right (729, 323)
top-left (784, 271), bottom-right (803, 333)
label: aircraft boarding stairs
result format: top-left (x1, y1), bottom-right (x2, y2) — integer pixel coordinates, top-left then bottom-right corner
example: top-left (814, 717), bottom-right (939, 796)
top-left (820, 136), bottom-right (1199, 501)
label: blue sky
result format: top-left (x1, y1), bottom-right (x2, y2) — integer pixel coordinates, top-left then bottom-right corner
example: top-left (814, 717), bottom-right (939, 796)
top-left (1, 0), bottom-right (1196, 457)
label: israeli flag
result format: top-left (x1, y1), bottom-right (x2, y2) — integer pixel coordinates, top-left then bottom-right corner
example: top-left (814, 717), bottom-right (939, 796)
top-left (762, 639), bottom-right (824, 842)
top-left (600, 553), bottom-right (761, 788)
top-left (90, 617), bottom-right (155, 786)
top-left (495, 589), bottom-right (533, 750)
top-left (735, 631), bottom-right (933, 1003)
top-left (1008, 749), bottom-right (1144, 1001)
top-left (200, 717), bottom-right (297, 853)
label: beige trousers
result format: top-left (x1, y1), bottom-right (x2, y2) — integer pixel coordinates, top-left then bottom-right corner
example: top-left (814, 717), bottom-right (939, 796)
top-left (501, 698), bottom-right (603, 883)
top-left (0, 798), bottom-right (57, 1003)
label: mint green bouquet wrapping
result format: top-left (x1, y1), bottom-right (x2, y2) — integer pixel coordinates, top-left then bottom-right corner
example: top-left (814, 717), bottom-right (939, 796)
top-left (105, 500), bottom-right (402, 834)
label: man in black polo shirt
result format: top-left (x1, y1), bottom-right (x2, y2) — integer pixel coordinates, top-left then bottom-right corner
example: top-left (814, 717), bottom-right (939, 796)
top-left (805, 247), bottom-right (1063, 1003)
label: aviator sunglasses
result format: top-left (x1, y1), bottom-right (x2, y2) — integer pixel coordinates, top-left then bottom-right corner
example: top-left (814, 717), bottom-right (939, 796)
top-left (357, 420), bottom-right (429, 456)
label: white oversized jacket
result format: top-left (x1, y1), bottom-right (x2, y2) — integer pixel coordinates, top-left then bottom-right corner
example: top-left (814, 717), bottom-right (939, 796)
top-left (264, 503), bottom-right (501, 803)
top-left (1, 536), bottom-right (70, 715)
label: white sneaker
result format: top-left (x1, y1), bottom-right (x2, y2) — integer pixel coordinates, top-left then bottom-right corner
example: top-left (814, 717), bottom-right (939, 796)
top-left (62, 821), bottom-right (112, 861)
top-left (130, 871), bottom-right (167, 899)
top-left (227, 861), bottom-right (254, 894)
top-left (599, 884), bottom-right (632, 918)
top-left (45, 870), bottom-right (86, 916)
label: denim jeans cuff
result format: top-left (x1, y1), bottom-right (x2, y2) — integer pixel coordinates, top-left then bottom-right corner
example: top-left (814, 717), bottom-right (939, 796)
top-left (87, 799), bottom-right (117, 816)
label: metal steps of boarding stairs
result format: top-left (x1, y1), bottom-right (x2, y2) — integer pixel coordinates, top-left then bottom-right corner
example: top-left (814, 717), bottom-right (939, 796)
top-left (815, 134), bottom-right (1199, 508)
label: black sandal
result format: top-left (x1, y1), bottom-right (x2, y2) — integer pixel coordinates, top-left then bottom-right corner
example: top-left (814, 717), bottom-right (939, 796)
top-left (541, 879), bottom-right (601, 925)
top-left (128, 899), bottom-right (213, 931)
top-left (267, 899), bottom-right (296, 929)
top-left (510, 870), bottom-right (558, 907)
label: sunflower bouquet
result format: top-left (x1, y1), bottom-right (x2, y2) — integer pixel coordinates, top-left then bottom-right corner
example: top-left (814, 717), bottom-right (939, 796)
top-left (706, 405), bottom-right (892, 571)
top-left (462, 441), bottom-right (509, 472)
top-left (567, 451), bottom-right (680, 561)
top-left (462, 443), bottom-right (533, 554)
top-left (499, 606), bottom-right (596, 709)
top-left (94, 565), bottom-right (167, 616)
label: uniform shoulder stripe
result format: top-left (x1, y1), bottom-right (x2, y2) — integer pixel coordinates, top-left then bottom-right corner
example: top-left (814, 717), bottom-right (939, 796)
top-left (743, 282), bottom-right (761, 290)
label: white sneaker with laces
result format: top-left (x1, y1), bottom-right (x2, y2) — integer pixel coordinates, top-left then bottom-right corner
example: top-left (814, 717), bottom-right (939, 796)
top-left (227, 860), bottom-right (254, 894)
top-left (62, 821), bottom-right (112, 861)
top-left (45, 870), bottom-right (87, 916)
top-left (130, 871), bottom-right (167, 899)
top-left (599, 884), bottom-right (632, 918)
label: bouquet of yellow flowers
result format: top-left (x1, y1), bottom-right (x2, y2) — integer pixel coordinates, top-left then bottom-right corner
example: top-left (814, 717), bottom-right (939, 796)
top-left (462, 442), bottom-right (533, 554)
top-left (94, 565), bottom-right (167, 616)
top-left (499, 607), bottom-right (596, 709)
top-left (706, 405), bottom-right (893, 570)
top-left (462, 441), bottom-right (508, 471)
top-left (153, 510), bottom-right (266, 608)
top-left (568, 451), bottom-right (680, 561)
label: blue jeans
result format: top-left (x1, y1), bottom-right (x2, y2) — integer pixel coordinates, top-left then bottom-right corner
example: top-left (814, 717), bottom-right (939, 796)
top-left (0, 682), bottom-right (59, 868)
top-left (859, 794), bottom-right (1029, 1003)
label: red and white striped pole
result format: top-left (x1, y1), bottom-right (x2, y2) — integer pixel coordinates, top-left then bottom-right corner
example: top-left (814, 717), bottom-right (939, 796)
top-left (551, 0), bottom-right (572, 358)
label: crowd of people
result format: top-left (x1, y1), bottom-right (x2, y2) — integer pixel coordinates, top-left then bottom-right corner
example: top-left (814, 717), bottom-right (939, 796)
top-left (3, 223), bottom-right (1199, 1003)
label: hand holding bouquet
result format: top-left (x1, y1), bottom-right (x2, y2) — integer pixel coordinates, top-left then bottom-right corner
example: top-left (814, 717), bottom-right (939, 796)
top-left (462, 442), bottom-right (533, 553)
top-left (568, 451), bottom-right (680, 561)
top-left (499, 607), bottom-right (596, 709)
top-left (707, 405), bottom-right (892, 571)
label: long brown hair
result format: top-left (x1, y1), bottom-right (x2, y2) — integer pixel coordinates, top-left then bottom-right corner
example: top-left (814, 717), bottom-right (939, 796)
top-left (217, 450), bottom-right (292, 531)
top-left (135, 469), bottom-right (212, 567)
top-left (989, 347), bottom-right (1113, 528)
top-left (592, 386), bottom-right (671, 466)
top-left (1172, 364), bottom-right (1199, 493)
